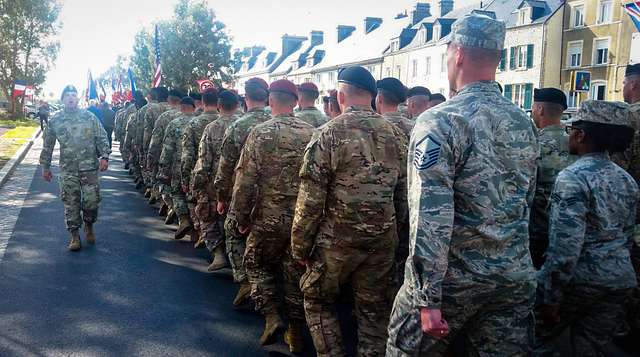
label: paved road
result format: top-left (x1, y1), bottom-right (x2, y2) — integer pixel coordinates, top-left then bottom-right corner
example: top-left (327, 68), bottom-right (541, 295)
top-left (0, 140), bottom-right (267, 356)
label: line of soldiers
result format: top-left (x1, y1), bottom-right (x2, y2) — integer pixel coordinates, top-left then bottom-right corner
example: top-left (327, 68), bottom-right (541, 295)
top-left (108, 13), bottom-right (640, 356)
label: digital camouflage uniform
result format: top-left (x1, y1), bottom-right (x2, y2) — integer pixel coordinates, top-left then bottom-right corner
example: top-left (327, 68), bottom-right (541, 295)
top-left (529, 124), bottom-right (574, 268)
top-left (386, 80), bottom-right (539, 356)
top-left (294, 106), bottom-right (327, 128)
top-left (147, 108), bottom-right (182, 206)
top-left (123, 108), bottom-right (141, 176)
top-left (158, 113), bottom-right (195, 217)
top-left (115, 105), bottom-right (135, 144)
top-left (120, 106), bottom-right (138, 163)
top-left (536, 102), bottom-right (639, 356)
top-left (39, 108), bottom-right (111, 231)
top-left (142, 101), bottom-right (171, 191)
top-left (214, 107), bottom-right (272, 283)
top-left (133, 102), bottom-right (153, 185)
top-left (383, 111), bottom-right (415, 139)
top-left (191, 113), bottom-right (240, 252)
top-left (230, 114), bottom-right (314, 322)
top-left (291, 105), bottom-right (408, 357)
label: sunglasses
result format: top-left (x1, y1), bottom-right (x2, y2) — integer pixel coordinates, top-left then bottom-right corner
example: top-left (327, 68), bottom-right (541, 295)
top-left (564, 126), bottom-right (583, 135)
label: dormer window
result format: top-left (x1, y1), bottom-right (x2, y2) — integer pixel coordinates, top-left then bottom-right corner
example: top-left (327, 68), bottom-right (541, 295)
top-left (292, 62), bottom-right (299, 70)
top-left (307, 57), bottom-right (314, 66)
top-left (518, 8), bottom-right (530, 25)
top-left (433, 26), bottom-right (441, 41)
top-left (390, 40), bottom-right (400, 52)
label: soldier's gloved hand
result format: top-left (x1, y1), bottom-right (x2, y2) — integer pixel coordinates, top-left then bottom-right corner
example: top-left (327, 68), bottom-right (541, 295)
top-left (99, 158), bottom-right (109, 171)
top-left (42, 169), bottom-right (53, 182)
top-left (540, 304), bottom-right (560, 327)
top-left (420, 308), bottom-right (449, 339)
top-left (217, 201), bottom-right (226, 215)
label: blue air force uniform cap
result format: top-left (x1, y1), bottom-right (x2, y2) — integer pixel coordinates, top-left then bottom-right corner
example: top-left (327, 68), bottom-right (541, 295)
top-left (442, 13), bottom-right (506, 51)
top-left (338, 66), bottom-right (377, 96)
top-left (376, 77), bottom-right (407, 103)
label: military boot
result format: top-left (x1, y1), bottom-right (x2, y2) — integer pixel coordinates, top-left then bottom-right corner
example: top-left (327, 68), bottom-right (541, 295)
top-left (189, 229), bottom-right (199, 243)
top-left (148, 194), bottom-right (157, 205)
top-left (194, 236), bottom-right (206, 249)
top-left (158, 203), bottom-right (168, 216)
top-left (68, 230), bottom-right (81, 251)
top-left (260, 312), bottom-right (285, 345)
top-left (84, 223), bottom-right (96, 245)
top-left (124, 163), bottom-right (130, 170)
top-left (284, 319), bottom-right (305, 353)
top-left (144, 188), bottom-right (151, 198)
top-left (164, 209), bottom-right (176, 225)
top-left (233, 282), bottom-right (252, 307)
top-left (174, 215), bottom-right (193, 239)
top-left (207, 246), bottom-right (229, 271)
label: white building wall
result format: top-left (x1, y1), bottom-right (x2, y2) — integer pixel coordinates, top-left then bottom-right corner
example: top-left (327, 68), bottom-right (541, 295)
top-left (406, 44), bottom-right (450, 97)
top-left (496, 24), bottom-right (544, 87)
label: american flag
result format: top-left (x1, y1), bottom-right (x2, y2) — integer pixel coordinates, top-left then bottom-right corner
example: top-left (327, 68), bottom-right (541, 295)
top-left (624, 1), bottom-right (640, 32)
top-left (153, 24), bottom-right (162, 88)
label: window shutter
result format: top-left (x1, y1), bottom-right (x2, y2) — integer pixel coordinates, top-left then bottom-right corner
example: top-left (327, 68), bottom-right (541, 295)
top-left (499, 49), bottom-right (506, 71)
top-left (526, 44), bottom-right (534, 69)
top-left (524, 83), bottom-right (533, 109)
top-left (509, 47), bottom-right (517, 70)
top-left (504, 84), bottom-right (513, 100)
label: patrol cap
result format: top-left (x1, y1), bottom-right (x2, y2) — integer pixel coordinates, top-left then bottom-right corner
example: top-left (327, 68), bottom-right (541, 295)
top-left (625, 63), bottom-right (640, 77)
top-left (60, 85), bottom-right (78, 100)
top-left (407, 86), bottom-right (431, 99)
top-left (168, 89), bottom-right (184, 99)
top-left (442, 13), bottom-right (505, 51)
top-left (269, 79), bottom-right (298, 100)
top-left (245, 77), bottom-right (269, 92)
top-left (534, 88), bottom-right (567, 110)
top-left (567, 100), bottom-right (632, 128)
top-left (338, 66), bottom-right (377, 96)
top-left (298, 82), bottom-right (319, 94)
top-left (180, 96), bottom-right (196, 108)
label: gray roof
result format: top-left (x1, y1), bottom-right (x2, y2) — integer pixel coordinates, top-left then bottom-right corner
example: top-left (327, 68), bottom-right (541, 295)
top-left (483, 0), bottom-right (564, 27)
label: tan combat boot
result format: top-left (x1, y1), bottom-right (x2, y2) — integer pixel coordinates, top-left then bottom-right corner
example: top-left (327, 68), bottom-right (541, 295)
top-left (232, 282), bottom-right (252, 307)
top-left (84, 223), bottom-right (96, 245)
top-left (260, 312), bottom-right (285, 345)
top-left (189, 229), bottom-right (199, 243)
top-left (207, 246), bottom-right (229, 271)
top-left (174, 215), bottom-right (193, 239)
top-left (68, 230), bottom-right (81, 251)
top-left (194, 236), bottom-right (206, 249)
top-left (164, 209), bottom-right (176, 225)
top-left (284, 319), bottom-right (305, 353)
top-left (148, 194), bottom-right (157, 205)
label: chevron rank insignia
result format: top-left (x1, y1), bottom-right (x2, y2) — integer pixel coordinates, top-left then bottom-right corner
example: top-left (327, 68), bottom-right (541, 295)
top-left (414, 134), bottom-right (441, 170)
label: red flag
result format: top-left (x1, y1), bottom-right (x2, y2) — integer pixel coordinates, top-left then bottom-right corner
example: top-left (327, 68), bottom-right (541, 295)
top-left (196, 79), bottom-right (215, 93)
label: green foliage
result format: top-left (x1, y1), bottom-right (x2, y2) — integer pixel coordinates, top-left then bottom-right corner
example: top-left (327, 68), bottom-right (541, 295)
top-left (0, 0), bottom-right (61, 112)
top-left (129, 0), bottom-right (233, 93)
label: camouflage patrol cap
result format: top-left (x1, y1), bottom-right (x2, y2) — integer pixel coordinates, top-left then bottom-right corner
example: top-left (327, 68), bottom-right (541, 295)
top-left (442, 13), bottom-right (505, 51)
top-left (568, 100), bottom-right (632, 128)
top-left (60, 85), bottom-right (78, 100)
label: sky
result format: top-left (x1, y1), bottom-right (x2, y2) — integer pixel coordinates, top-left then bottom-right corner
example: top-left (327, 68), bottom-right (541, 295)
top-left (43, 0), bottom-right (432, 97)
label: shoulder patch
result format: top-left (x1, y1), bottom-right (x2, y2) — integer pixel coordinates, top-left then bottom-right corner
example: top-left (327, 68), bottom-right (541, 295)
top-left (414, 134), bottom-right (441, 170)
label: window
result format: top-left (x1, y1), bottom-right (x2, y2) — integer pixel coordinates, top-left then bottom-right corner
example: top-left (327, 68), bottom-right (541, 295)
top-left (426, 56), bottom-right (432, 75)
top-left (503, 83), bottom-right (533, 109)
top-left (499, 49), bottom-right (507, 71)
top-left (593, 38), bottom-right (610, 65)
top-left (572, 4), bottom-right (585, 28)
top-left (568, 91), bottom-right (580, 108)
top-left (412, 59), bottom-right (418, 78)
top-left (511, 45), bottom-right (534, 70)
top-left (433, 25), bottom-right (441, 40)
top-left (441, 53), bottom-right (447, 73)
top-left (567, 41), bottom-right (583, 67)
top-left (315, 74), bottom-right (321, 83)
top-left (590, 81), bottom-right (607, 100)
top-left (385, 67), bottom-right (391, 77)
top-left (396, 65), bottom-right (402, 79)
top-left (518, 8), bottom-right (529, 25)
top-left (597, 0), bottom-right (613, 24)
top-left (328, 71), bottom-right (335, 84)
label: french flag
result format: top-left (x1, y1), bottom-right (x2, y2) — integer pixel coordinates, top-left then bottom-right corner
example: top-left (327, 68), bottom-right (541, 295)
top-left (625, 1), bottom-right (640, 32)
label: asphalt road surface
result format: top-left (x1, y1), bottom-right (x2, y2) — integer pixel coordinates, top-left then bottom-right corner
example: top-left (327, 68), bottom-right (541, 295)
top-left (0, 142), bottom-right (269, 356)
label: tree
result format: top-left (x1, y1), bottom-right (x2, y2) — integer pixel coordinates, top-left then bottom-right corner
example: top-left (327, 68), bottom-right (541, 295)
top-left (0, 0), bottom-right (61, 115)
top-left (129, 0), bottom-right (233, 93)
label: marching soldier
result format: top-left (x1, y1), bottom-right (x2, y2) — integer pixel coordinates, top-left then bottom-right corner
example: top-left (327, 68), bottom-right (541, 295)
top-left (231, 80), bottom-right (314, 353)
top-left (214, 77), bottom-right (271, 306)
top-left (295, 82), bottom-right (327, 128)
top-left (142, 87), bottom-right (171, 203)
top-left (386, 14), bottom-right (539, 356)
top-left (123, 91), bottom-right (147, 185)
top-left (291, 66), bottom-right (408, 356)
top-left (39, 85), bottom-right (111, 251)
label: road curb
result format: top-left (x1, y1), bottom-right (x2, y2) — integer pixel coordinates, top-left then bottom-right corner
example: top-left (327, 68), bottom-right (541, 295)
top-left (0, 127), bottom-right (42, 188)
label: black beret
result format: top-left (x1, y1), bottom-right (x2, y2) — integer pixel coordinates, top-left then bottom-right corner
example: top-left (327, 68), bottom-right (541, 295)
top-left (407, 86), bottom-right (431, 98)
top-left (180, 96), bottom-right (195, 107)
top-left (338, 66), bottom-right (377, 96)
top-left (155, 87), bottom-right (169, 100)
top-left (60, 85), bottom-right (78, 100)
top-left (189, 92), bottom-right (202, 101)
top-left (218, 90), bottom-right (239, 105)
top-left (376, 77), bottom-right (407, 103)
top-left (533, 88), bottom-right (567, 110)
top-left (168, 89), bottom-right (184, 99)
top-left (626, 63), bottom-right (640, 77)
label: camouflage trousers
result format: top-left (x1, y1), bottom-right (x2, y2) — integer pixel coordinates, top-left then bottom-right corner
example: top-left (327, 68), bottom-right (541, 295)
top-left (224, 213), bottom-right (247, 283)
top-left (627, 228), bottom-right (640, 335)
top-left (244, 227), bottom-right (305, 320)
top-left (387, 277), bottom-right (535, 356)
top-left (194, 199), bottom-right (225, 252)
top-left (534, 286), bottom-right (630, 357)
top-left (302, 240), bottom-right (394, 357)
top-left (170, 178), bottom-right (189, 216)
top-left (59, 170), bottom-right (101, 232)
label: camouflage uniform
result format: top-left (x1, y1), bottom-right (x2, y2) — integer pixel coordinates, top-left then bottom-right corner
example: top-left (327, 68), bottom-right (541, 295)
top-left (291, 105), bottom-right (408, 356)
top-left (529, 124), bottom-right (574, 268)
top-left (123, 108), bottom-right (141, 176)
top-left (39, 108), bottom-right (111, 231)
top-left (383, 111), bottom-right (415, 139)
top-left (294, 106), bottom-right (327, 128)
top-left (181, 111), bottom-right (219, 194)
top-left (142, 101), bottom-right (171, 191)
top-left (159, 113), bottom-right (195, 217)
top-left (119, 106), bottom-right (137, 163)
top-left (214, 107), bottom-right (272, 283)
top-left (147, 108), bottom-right (182, 206)
top-left (191, 113), bottom-right (240, 251)
top-left (386, 81), bottom-right (539, 356)
top-left (115, 105), bottom-right (135, 143)
top-left (230, 114), bottom-right (314, 321)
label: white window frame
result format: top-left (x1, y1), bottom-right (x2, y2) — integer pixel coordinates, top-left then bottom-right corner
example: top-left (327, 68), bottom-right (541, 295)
top-left (440, 53), bottom-right (447, 73)
top-left (395, 65), bottom-right (402, 79)
top-left (412, 59), bottom-right (418, 78)
top-left (571, 3), bottom-right (585, 28)
top-left (517, 45), bottom-right (528, 69)
top-left (596, 0), bottom-right (613, 25)
top-left (425, 56), bottom-right (432, 76)
top-left (328, 71), bottom-right (335, 84)
top-left (590, 80), bottom-right (607, 100)
top-left (567, 40), bottom-right (583, 68)
top-left (433, 25), bottom-right (441, 41)
top-left (512, 83), bottom-right (527, 108)
top-left (518, 8), bottom-right (530, 25)
top-left (567, 91), bottom-right (580, 109)
top-left (385, 67), bottom-right (391, 77)
top-left (592, 37), bottom-right (610, 66)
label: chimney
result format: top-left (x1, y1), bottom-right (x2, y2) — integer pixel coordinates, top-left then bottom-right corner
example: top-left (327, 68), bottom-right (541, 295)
top-left (364, 17), bottom-right (383, 34)
top-left (337, 25), bottom-right (356, 43)
top-left (412, 3), bottom-right (431, 25)
top-left (435, 0), bottom-right (454, 17)
top-left (310, 31), bottom-right (324, 46)
top-left (281, 34), bottom-right (307, 57)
